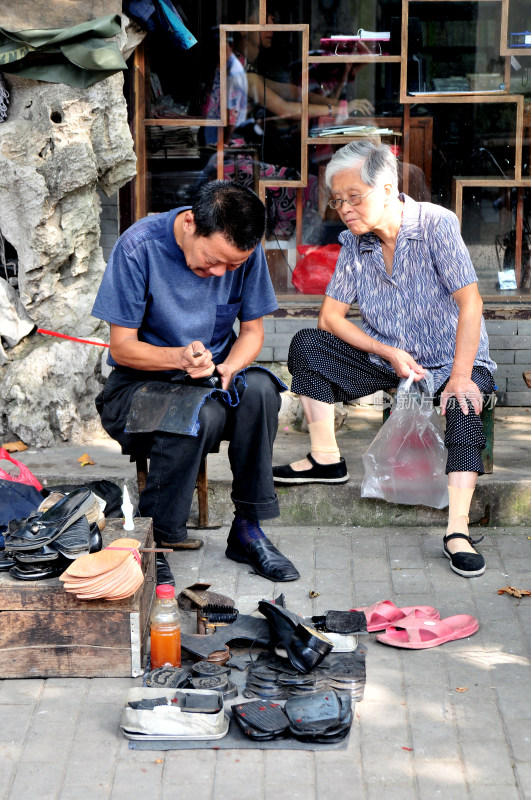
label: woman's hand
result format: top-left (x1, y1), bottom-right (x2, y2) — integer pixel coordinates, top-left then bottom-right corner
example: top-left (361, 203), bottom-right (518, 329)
top-left (440, 375), bottom-right (482, 416)
top-left (386, 348), bottom-right (426, 381)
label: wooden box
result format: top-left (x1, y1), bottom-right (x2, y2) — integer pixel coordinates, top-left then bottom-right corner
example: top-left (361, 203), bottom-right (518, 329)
top-left (0, 519), bottom-right (156, 679)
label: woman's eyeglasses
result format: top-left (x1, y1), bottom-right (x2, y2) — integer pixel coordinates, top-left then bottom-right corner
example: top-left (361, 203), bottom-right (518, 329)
top-left (328, 188), bottom-right (376, 210)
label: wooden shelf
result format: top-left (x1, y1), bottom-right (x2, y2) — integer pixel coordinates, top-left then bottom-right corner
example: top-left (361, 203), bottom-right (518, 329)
top-left (308, 55), bottom-right (403, 64)
top-left (130, 0), bottom-right (529, 299)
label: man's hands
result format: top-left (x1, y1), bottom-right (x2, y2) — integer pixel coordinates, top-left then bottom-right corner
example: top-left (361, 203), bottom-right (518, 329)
top-left (440, 374), bottom-right (482, 416)
top-left (180, 341), bottom-right (216, 378)
top-left (215, 363), bottom-right (236, 391)
top-left (181, 343), bottom-right (236, 391)
top-left (386, 347), bottom-right (426, 382)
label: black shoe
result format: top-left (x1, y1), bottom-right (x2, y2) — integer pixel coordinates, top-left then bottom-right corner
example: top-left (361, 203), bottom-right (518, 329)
top-left (4, 488), bottom-right (94, 551)
top-left (225, 534), bottom-right (300, 582)
top-left (258, 599), bottom-right (302, 648)
top-left (0, 550), bottom-right (17, 571)
top-left (9, 559), bottom-right (68, 581)
top-left (284, 623), bottom-right (334, 673)
top-left (443, 533), bottom-right (486, 577)
top-left (272, 453), bottom-right (349, 485)
top-left (156, 553), bottom-right (175, 586)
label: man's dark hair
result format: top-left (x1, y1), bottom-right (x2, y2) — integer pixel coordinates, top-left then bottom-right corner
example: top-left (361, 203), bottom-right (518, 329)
top-left (191, 180), bottom-right (266, 251)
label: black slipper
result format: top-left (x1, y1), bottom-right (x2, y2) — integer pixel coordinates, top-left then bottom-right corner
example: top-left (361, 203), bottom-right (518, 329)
top-left (272, 453), bottom-right (349, 485)
top-left (443, 532), bottom-right (486, 577)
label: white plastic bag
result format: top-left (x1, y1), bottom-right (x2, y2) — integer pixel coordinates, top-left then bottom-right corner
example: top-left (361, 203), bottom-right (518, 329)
top-left (361, 372), bottom-right (449, 509)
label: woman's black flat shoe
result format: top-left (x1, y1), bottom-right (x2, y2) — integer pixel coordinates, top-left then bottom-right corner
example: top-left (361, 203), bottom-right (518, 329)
top-left (443, 532), bottom-right (486, 578)
top-left (272, 453), bottom-right (349, 485)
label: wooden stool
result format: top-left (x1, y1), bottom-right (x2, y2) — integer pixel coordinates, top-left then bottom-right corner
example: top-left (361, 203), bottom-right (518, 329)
top-left (135, 455), bottom-right (210, 528)
top-left (382, 391), bottom-right (495, 474)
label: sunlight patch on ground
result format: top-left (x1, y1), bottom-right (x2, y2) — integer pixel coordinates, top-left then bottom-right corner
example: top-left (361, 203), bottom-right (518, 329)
top-left (450, 649), bottom-right (530, 668)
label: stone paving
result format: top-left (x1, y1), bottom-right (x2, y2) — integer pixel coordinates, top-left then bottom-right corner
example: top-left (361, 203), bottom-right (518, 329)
top-left (1, 523), bottom-right (531, 800)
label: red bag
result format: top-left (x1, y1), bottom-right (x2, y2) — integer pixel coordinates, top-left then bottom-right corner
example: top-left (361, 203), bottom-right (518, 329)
top-left (292, 245), bottom-right (341, 295)
top-left (0, 447), bottom-right (42, 491)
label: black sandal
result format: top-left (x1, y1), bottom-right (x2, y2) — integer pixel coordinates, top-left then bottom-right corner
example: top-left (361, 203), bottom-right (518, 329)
top-left (443, 533), bottom-right (486, 578)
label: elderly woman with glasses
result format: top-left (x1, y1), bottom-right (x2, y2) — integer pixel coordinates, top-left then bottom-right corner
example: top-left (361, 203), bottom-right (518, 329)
top-left (273, 140), bottom-right (496, 579)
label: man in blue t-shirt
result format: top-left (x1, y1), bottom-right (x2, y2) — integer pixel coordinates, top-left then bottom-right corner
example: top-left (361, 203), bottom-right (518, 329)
top-left (92, 180), bottom-right (299, 585)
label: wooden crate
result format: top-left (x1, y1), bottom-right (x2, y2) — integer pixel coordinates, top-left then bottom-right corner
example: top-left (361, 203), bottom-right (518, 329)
top-left (0, 518), bottom-right (155, 679)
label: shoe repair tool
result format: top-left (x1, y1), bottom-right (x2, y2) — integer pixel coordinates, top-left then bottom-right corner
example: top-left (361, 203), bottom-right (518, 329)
top-left (145, 667), bottom-right (191, 688)
top-left (178, 583), bottom-right (235, 611)
top-left (192, 675), bottom-right (238, 699)
top-left (181, 614), bottom-right (269, 659)
top-left (128, 696), bottom-right (169, 710)
top-left (191, 661), bottom-right (231, 678)
top-left (284, 690), bottom-right (353, 743)
top-left (170, 690), bottom-right (223, 713)
top-left (197, 604), bottom-right (239, 634)
top-left (205, 647), bottom-right (231, 666)
top-left (232, 700), bottom-right (290, 740)
top-left (311, 610), bottom-right (368, 634)
top-left (122, 486), bottom-right (134, 531)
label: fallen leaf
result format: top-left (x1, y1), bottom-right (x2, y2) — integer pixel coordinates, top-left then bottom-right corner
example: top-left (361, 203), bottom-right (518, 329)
top-left (402, 747), bottom-right (413, 751)
top-left (2, 440), bottom-right (28, 452)
top-left (455, 687), bottom-right (468, 693)
top-left (309, 590), bottom-right (321, 598)
top-left (155, 759), bottom-right (163, 764)
top-left (498, 586), bottom-right (531, 599)
top-left (77, 453), bottom-right (95, 467)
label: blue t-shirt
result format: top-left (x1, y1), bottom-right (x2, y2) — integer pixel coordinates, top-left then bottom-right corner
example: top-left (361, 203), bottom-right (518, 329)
top-left (92, 207), bottom-right (278, 367)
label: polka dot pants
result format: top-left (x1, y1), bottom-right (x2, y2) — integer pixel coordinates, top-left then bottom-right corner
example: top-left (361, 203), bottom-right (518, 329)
top-left (288, 329), bottom-right (496, 476)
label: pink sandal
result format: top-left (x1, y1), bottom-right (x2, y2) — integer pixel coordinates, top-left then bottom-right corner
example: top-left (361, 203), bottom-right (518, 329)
top-left (376, 610), bottom-right (479, 649)
top-left (351, 600), bottom-right (439, 633)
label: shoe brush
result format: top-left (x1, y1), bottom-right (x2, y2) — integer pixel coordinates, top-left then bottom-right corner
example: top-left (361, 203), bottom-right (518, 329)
top-left (197, 604), bottom-right (239, 634)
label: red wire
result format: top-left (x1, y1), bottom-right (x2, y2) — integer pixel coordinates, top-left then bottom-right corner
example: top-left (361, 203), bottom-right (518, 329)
top-left (37, 328), bottom-right (110, 348)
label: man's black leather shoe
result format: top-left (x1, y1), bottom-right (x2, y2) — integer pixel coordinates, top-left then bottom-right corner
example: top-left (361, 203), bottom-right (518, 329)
top-left (225, 534), bottom-right (300, 582)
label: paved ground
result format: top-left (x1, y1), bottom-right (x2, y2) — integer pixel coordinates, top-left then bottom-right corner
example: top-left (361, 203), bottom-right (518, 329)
top-left (1, 523), bottom-right (531, 800)
top-left (1, 405), bottom-right (531, 799)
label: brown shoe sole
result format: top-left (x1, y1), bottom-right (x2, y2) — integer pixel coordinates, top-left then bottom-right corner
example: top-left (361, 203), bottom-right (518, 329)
top-left (159, 538), bottom-right (204, 550)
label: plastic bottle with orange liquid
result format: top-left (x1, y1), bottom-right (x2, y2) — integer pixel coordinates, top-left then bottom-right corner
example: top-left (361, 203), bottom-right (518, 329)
top-left (149, 584), bottom-right (181, 668)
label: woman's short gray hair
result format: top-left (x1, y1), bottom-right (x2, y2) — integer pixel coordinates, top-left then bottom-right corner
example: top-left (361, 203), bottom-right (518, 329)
top-left (325, 141), bottom-right (398, 191)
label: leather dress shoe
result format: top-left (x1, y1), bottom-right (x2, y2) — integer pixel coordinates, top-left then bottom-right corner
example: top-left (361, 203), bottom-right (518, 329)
top-left (285, 623), bottom-right (333, 673)
top-left (258, 599), bottom-right (302, 648)
top-left (225, 534), bottom-right (300, 582)
top-left (5, 488), bottom-right (94, 551)
top-left (156, 553), bottom-right (176, 586)
top-left (159, 538), bottom-right (203, 550)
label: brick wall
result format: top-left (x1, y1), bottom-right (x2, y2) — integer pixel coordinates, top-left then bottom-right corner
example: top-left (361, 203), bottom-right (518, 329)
top-left (254, 315), bottom-right (531, 407)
